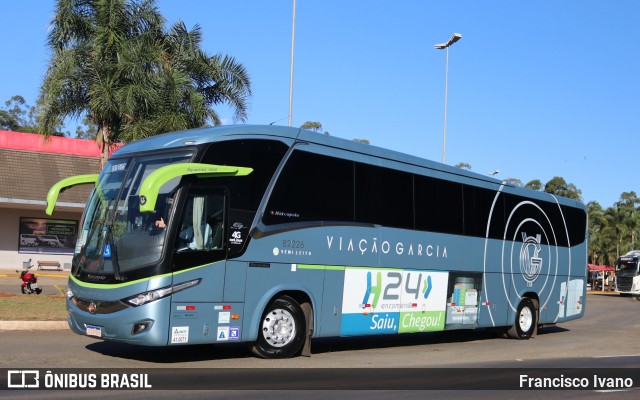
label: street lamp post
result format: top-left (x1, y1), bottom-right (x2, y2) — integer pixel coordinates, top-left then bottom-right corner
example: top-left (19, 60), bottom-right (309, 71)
top-left (288, 0), bottom-right (297, 127)
top-left (435, 33), bottom-right (462, 164)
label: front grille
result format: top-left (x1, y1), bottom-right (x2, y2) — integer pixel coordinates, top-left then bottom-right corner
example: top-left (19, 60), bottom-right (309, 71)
top-left (616, 276), bottom-right (633, 292)
top-left (71, 297), bottom-right (129, 314)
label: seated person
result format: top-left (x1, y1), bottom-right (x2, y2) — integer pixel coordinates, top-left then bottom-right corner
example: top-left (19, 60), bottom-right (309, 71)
top-left (177, 220), bottom-right (213, 251)
top-left (207, 216), bottom-right (224, 250)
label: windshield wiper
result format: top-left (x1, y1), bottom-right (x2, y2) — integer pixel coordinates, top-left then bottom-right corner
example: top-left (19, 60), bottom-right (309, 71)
top-left (95, 197), bottom-right (122, 280)
top-left (105, 222), bottom-right (122, 281)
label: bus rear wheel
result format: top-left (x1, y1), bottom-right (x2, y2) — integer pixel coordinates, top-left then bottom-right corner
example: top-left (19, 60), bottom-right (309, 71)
top-left (252, 295), bottom-right (305, 359)
top-left (507, 298), bottom-right (537, 340)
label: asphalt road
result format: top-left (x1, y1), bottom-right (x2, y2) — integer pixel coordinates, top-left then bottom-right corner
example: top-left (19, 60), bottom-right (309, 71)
top-left (0, 292), bottom-right (638, 367)
top-left (1, 272), bottom-right (639, 399)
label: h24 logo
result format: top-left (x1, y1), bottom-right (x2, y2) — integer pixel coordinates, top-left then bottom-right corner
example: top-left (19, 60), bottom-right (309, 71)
top-left (361, 271), bottom-right (433, 311)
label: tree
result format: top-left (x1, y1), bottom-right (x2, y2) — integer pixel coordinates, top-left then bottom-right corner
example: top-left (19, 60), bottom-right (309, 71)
top-left (299, 121), bottom-right (371, 142)
top-left (504, 178), bottom-right (523, 187)
top-left (586, 201), bottom-right (606, 265)
top-left (0, 95), bottom-right (41, 133)
top-left (603, 206), bottom-right (631, 260)
top-left (0, 109), bottom-right (20, 131)
top-left (300, 121), bottom-right (330, 135)
top-left (300, 121), bottom-right (323, 132)
top-left (454, 162), bottom-right (471, 170)
top-left (38, 0), bottom-right (251, 167)
top-left (586, 193), bottom-right (640, 266)
top-left (616, 191), bottom-right (640, 208)
top-left (525, 179), bottom-right (542, 191)
top-left (75, 114), bottom-right (100, 140)
top-left (615, 192), bottom-right (640, 250)
top-left (543, 176), bottom-right (582, 201)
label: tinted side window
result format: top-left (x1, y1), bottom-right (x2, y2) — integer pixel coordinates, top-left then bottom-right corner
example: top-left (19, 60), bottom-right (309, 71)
top-left (201, 139), bottom-right (289, 212)
top-left (354, 162), bottom-right (375, 225)
top-left (201, 139), bottom-right (288, 255)
top-left (499, 193), bottom-right (579, 247)
top-left (415, 175), bottom-right (463, 235)
top-left (487, 191), bottom-right (506, 239)
top-left (354, 163), bottom-right (414, 229)
top-left (563, 206), bottom-right (587, 245)
top-left (463, 185), bottom-right (496, 237)
top-left (263, 151), bottom-right (354, 225)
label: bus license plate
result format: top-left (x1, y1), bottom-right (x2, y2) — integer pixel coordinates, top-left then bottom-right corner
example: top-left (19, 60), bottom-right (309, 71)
top-left (86, 325), bottom-right (102, 337)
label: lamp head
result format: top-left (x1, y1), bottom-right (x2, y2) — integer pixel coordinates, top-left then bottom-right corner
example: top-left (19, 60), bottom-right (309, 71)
top-left (435, 33), bottom-right (462, 49)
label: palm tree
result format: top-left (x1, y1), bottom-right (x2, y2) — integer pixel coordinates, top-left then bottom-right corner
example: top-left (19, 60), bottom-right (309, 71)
top-left (615, 192), bottom-right (640, 250)
top-left (38, 0), bottom-right (251, 167)
top-left (586, 201), bottom-right (606, 264)
top-left (602, 206), bottom-right (630, 261)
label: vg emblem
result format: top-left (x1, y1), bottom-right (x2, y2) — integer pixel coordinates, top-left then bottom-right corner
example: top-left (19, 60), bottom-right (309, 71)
top-left (520, 232), bottom-right (542, 287)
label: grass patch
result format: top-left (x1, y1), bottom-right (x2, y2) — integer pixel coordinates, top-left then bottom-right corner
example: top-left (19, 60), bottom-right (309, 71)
top-left (0, 293), bottom-right (67, 321)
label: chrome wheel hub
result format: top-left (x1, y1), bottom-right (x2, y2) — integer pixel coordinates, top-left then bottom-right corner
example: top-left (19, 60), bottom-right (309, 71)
top-left (261, 308), bottom-right (296, 348)
top-left (519, 306), bottom-right (533, 332)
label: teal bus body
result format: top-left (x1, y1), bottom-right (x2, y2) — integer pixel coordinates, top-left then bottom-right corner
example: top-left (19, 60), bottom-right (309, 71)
top-left (60, 125), bottom-right (588, 357)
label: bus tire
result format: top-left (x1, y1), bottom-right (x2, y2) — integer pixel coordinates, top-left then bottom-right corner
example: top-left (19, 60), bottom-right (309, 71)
top-left (507, 298), bottom-right (537, 340)
top-left (251, 295), bottom-right (305, 359)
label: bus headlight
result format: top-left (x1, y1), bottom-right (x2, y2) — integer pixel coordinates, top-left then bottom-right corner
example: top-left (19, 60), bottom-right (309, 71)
top-left (66, 286), bottom-right (75, 300)
top-left (122, 279), bottom-right (201, 307)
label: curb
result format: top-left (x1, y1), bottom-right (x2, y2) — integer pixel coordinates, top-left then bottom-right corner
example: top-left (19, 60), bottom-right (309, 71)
top-left (0, 321), bottom-right (68, 331)
top-left (586, 291), bottom-right (620, 296)
top-left (0, 272), bottom-right (69, 278)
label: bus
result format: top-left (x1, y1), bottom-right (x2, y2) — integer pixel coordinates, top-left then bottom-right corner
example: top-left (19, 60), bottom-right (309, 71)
top-left (615, 250), bottom-right (640, 295)
top-left (46, 125), bottom-right (588, 358)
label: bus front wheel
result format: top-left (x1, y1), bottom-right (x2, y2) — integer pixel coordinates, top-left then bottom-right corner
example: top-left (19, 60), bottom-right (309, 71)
top-left (252, 295), bottom-right (305, 359)
top-left (507, 298), bottom-right (537, 340)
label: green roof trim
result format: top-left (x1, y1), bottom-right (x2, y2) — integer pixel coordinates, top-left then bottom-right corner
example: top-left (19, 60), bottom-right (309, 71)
top-left (45, 174), bottom-right (99, 215)
top-left (138, 163), bottom-right (253, 212)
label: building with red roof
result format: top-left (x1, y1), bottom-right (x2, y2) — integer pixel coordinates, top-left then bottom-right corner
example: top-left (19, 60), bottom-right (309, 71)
top-left (0, 130), bottom-right (103, 270)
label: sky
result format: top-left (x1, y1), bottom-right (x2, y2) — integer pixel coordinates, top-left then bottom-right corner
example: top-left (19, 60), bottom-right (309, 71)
top-left (1, 0), bottom-right (638, 208)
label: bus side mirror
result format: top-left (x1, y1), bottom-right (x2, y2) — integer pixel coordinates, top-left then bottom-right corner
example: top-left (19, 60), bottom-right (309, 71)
top-left (138, 163), bottom-right (252, 213)
top-left (45, 174), bottom-right (99, 215)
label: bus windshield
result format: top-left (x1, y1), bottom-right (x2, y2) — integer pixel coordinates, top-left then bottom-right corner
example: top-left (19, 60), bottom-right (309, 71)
top-left (72, 152), bottom-right (192, 282)
top-left (616, 261), bottom-right (638, 275)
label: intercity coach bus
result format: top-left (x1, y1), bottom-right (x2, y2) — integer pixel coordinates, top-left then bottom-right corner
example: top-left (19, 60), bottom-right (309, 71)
top-left (46, 125), bottom-right (588, 358)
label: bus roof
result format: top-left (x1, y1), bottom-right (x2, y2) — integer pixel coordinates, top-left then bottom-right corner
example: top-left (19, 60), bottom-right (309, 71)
top-left (112, 124), bottom-right (584, 209)
top-left (114, 124), bottom-right (491, 181)
top-left (622, 250), bottom-right (640, 258)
